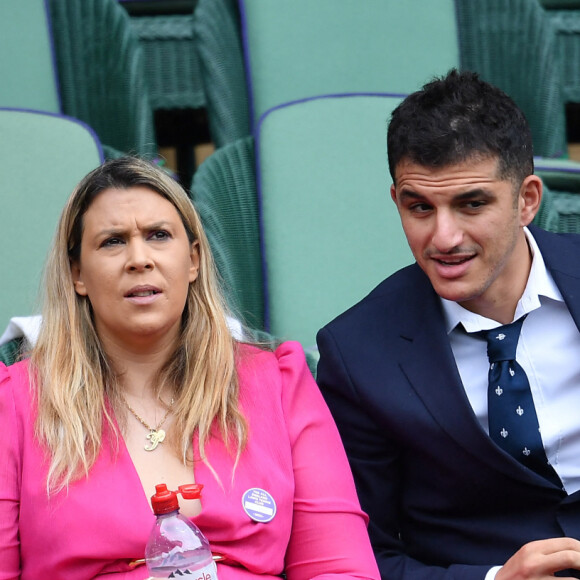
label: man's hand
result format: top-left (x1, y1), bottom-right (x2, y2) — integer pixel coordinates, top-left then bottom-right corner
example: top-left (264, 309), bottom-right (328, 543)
top-left (497, 538), bottom-right (580, 579)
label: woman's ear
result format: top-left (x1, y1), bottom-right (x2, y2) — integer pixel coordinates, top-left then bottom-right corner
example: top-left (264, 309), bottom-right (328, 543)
top-left (189, 241), bottom-right (201, 284)
top-left (71, 261), bottom-right (88, 296)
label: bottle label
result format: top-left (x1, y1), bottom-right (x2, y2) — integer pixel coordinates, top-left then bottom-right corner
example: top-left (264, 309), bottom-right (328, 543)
top-left (149, 556), bottom-right (218, 579)
top-left (176, 560), bottom-right (217, 579)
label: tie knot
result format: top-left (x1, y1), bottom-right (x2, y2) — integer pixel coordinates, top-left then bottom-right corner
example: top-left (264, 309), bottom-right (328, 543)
top-left (484, 316), bottom-right (526, 363)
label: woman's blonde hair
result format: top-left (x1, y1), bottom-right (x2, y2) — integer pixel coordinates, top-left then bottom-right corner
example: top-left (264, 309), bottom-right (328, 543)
top-left (30, 157), bottom-right (246, 492)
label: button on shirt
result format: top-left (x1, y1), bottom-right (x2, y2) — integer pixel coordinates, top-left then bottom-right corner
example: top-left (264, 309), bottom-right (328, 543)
top-left (441, 228), bottom-right (580, 495)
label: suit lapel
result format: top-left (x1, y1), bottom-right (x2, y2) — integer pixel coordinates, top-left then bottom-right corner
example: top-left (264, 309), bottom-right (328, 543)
top-left (532, 226), bottom-right (580, 330)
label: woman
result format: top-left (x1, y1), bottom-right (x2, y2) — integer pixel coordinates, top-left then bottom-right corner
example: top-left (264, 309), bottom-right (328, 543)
top-left (0, 157), bottom-right (379, 580)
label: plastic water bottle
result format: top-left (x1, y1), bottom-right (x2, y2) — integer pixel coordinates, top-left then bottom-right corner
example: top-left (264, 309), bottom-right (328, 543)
top-left (146, 483), bottom-right (218, 579)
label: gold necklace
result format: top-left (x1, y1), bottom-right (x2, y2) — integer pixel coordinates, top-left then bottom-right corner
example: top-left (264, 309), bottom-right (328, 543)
top-left (122, 396), bottom-right (175, 451)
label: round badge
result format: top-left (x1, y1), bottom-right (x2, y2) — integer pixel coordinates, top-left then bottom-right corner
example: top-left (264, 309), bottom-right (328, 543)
top-left (241, 488), bottom-right (277, 523)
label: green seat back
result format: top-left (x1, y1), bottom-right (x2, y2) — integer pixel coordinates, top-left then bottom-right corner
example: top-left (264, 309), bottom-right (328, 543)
top-left (240, 0), bottom-right (459, 128)
top-left (544, 191), bottom-right (580, 233)
top-left (546, 9), bottom-right (580, 103)
top-left (533, 181), bottom-right (580, 234)
top-left (191, 136), bottom-right (264, 329)
top-left (535, 157), bottom-right (580, 192)
top-left (48, 0), bottom-right (156, 159)
top-left (456, 0), bottom-right (568, 158)
top-left (533, 158), bottom-right (580, 234)
top-left (257, 95), bottom-right (414, 348)
top-left (0, 0), bottom-right (60, 112)
top-left (193, 0), bottom-right (251, 148)
top-left (130, 13), bottom-right (205, 111)
top-left (0, 109), bottom-right (103, 332)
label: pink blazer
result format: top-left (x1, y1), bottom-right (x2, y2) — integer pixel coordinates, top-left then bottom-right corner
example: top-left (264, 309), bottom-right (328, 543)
top-left (0, 341), bottom-right (379, 580)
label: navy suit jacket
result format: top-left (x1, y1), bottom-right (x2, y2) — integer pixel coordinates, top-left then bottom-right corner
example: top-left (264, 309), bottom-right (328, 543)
top-left (317, 226), bottom-right (580, 580)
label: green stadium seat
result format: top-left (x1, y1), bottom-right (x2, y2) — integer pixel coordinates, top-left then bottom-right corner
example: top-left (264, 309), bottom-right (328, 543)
top-left (0, 0), bottom-right (60, 112)
top-left (191, 136), bottom-right (264, 329)
top-left (256, 94), bottom-right (414, 348)
top-left (48, 0), bottom-right (157, 159)
top-left (456, 0), bottom-right (568, 159)
top-left (0, 108), bottom-right (104, 332)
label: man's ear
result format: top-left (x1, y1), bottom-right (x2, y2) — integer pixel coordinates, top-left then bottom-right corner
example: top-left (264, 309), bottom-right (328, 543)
top-left (519, 175), bottom-right (542, 227)
top-left (390, 183), bottom-right (398, 205)
top-left (71, 261), bottom-right (88, 296)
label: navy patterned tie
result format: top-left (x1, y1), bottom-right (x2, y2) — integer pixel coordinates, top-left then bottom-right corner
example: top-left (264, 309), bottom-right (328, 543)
top-left (484, 316), bottom-right (560, 486)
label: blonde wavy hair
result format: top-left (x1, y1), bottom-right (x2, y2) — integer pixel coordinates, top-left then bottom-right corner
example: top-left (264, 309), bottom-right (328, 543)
top-left (30, 157), bottom-right (247, 492)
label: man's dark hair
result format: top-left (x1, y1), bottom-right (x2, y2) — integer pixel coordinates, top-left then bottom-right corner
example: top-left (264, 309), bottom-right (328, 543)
top-left (387, 69), bottom-right (534, 186)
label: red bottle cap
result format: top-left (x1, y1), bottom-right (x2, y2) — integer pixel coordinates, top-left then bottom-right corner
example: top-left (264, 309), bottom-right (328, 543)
top-left (150, 483), bottom-right (204, 515)
top-left (178, 483), bottom-right (204, 500)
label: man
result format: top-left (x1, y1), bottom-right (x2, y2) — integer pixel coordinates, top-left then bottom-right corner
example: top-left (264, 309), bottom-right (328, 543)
top-left (316, 69), bottom-right (580, 580)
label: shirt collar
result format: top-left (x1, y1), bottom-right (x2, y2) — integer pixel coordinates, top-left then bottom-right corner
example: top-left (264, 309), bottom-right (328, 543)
top-left (441, 227), bottom-right (563, 334)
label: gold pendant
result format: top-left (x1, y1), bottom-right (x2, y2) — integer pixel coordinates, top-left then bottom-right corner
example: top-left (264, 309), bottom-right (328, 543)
top-left (145, 428), bottom-right (166, 451)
